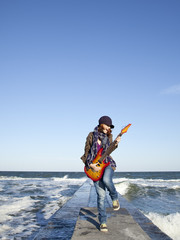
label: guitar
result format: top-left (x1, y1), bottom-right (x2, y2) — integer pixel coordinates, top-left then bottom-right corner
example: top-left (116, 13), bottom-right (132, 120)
top-left (84, 124), bottom-right (131, 181)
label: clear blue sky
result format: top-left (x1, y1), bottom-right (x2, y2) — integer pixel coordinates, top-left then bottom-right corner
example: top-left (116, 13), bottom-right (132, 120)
top-left (0, 0), bottom-right (180, 171)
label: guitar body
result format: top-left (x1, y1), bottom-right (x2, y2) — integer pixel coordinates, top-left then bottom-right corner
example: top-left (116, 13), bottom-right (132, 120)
top-left (84, 148), bottom-right (110, 182)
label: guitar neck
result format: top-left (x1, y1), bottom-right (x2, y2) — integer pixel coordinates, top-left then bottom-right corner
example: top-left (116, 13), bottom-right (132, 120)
top-left (98, 132), bottom-right (122, 163)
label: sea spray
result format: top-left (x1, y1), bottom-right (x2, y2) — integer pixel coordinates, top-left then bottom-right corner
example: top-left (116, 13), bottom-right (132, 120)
top-left (145, 212), bottom-right (180, 240)
top-left (114, 174), bottom-right (180, 240)
top-left (115, 181), bottom-right (131, 195)
top-left (0, 173), bottom-right (86, 239)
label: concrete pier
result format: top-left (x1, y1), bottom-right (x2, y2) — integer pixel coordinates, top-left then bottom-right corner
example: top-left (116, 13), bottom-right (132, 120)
top-left (34, 179), bottom-right (172, 240)
top-left (72, 207), bottom-right (152, 240)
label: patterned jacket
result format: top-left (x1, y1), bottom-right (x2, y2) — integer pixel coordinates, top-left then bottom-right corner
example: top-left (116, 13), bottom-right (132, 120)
top-left (81, 132), bottom-right (117, 169)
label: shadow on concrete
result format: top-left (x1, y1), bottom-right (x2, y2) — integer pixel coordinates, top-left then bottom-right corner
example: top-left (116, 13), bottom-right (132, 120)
top-left (79, 208), bottom-right (99, 230)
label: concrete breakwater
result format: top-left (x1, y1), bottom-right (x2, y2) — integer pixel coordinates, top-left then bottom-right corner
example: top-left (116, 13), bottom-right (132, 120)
top-left (34, 179), bottom-right (172, 240)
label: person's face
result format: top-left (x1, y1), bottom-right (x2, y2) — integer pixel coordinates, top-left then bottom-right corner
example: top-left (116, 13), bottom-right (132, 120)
top-left (101, 124), bottom-right (111, 134)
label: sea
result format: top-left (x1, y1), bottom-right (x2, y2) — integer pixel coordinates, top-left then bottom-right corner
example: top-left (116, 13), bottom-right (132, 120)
top-left (0, 171), bottom-right (180, 240)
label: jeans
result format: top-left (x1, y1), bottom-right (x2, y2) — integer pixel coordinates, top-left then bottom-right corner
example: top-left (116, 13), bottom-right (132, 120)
top-left (93, 165), bottom-right (118, 224)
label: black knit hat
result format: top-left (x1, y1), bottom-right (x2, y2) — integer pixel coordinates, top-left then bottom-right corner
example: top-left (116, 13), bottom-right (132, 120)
top-left (98, 116), bottom-right (114, 128)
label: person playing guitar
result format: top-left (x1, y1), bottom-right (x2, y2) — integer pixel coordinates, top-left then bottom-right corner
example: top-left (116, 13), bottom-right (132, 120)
top-left (81, 116), bottom-right (122, 232)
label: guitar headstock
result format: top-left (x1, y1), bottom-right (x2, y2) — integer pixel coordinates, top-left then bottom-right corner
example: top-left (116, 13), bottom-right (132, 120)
top-left (120, 124), bottom-right (131, 136)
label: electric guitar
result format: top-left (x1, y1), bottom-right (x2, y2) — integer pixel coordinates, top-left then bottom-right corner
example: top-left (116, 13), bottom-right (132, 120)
top-left (84, 124), bottom-right (131, 181)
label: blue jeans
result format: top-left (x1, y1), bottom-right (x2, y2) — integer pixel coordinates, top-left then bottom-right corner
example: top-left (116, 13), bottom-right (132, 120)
top-left (93, 165), bottom-right (118, 224)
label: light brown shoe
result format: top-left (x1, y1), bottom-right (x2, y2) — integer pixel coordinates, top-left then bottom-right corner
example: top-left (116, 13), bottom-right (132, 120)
top-left (113, 199), bottom-right (120, 211)
top-left (100, 223), bottom-right (108, 232)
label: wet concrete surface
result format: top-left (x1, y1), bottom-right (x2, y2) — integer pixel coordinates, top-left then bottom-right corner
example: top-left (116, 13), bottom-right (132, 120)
top-left (72, 207), bottom-right (152, 240)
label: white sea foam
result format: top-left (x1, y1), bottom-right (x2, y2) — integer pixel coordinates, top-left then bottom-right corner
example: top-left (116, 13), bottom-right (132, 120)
top-left (136, 179), bottom-right (180, 189)
top-left (0, 224), bottom-right (11, 234)
top-left (114, 177), bottom-right (180, 193)
top-left (0, 174), bottom-right (86, 239)
top-left (42, 195), bottom-right (70, 219)
top-left (0, 196), bottom-right (37, 222)
top-left (7, 221), bottom-right (39, 238)
top-left (0, 176), bottom-right (25, 180)
top-left (52, 177), bottom-right (87, 184)
top-left (51, 175), bottom-right (69, 180)
top-left (115, 181), bottom-right (131, 195)
top-left (0, 176), bottom-right (45, 181)
top-left (145, 212), bottom-right (180, 240)
top-left (172, 185), bottom-right (180, 190)
top-left (114, 177), bottom-right (180, 239)
top-left (0, 197), bottom-right (35, 222)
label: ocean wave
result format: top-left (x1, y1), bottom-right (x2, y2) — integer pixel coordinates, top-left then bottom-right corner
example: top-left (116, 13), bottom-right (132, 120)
top-left (114, 177), bottom-right (180, 183)
top-left (148, 179), bottom-right (180, 183)
top-left (0, 178), bottom-right (82, 239)
top-left (42, 195), bottom-right (70, 220)
top-left (0, 196), bottom-right (37, 222)
top-left (115, 181), bottom-right (131, 195)
top-left (145, 212), bottom-right (180, 240)
top-left (172, 185), bottom-right (180, 190)
top-left (0, 175), bottom-right (87, 183)
top-left (0, 176), bottom-right (25, 180)
top-left (0, 224), bottom-right (11, 235)
top-left (52, 177), bottom-right (87, 183)
top-left (0, 176), bottom-right (46, 181)
top-left (115, 181), bottom-right (146, 200)
top-left (114, 177), bottom-right (180, 192)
